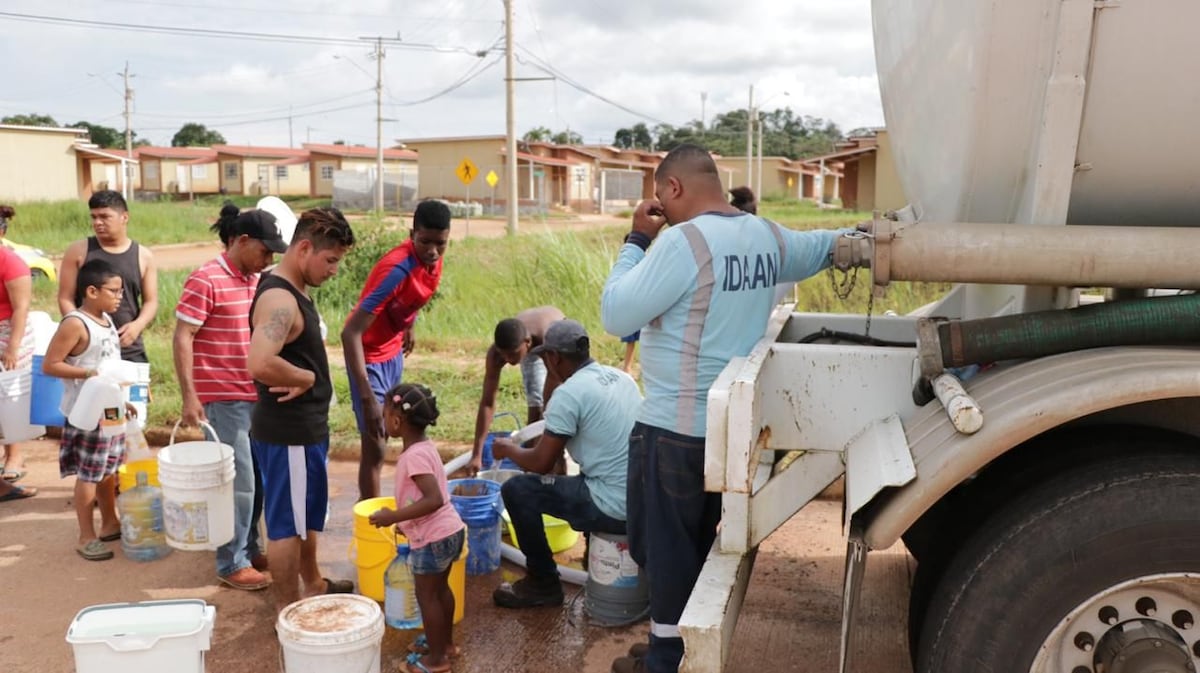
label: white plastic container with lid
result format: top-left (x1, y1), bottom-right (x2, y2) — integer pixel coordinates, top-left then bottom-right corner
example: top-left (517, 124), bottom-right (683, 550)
top-left (277, 594), bottom-right (384, 673)
top-left (65, 599), bottom-right (215, 673)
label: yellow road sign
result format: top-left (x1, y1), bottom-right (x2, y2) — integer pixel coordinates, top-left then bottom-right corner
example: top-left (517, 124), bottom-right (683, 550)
top-left (485, 170), bottom-right (499, 188)
top-left (456, 158), bottom-right (478, 185)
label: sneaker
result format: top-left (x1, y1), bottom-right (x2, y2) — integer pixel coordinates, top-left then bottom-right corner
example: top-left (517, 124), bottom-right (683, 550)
top-left (219, 566), bottom-right (271, 591)
top-left (250, 554), bottom-right (269, 572)
top-left (492, 575), bottom-right (564, 608)
top-left (611, 655), bottom-right (649, 673)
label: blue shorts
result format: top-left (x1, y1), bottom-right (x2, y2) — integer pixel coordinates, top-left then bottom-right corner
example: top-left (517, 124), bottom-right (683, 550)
top-left (251, 439), bottom-right (329, 540)
top-left (621, 331), bottom-right (641, 344)
top-left (348, 350), bottom-right (404, 435)
top-left (409, 528), bottom-right (465, 575)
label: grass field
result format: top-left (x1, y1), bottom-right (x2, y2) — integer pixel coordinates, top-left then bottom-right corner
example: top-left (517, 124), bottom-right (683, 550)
top-left (27, 198), bottom-right (948, 456)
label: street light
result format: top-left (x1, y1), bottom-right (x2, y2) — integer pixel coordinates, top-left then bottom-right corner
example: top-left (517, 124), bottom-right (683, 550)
top-left (754, 90), bottom-right (789, 198)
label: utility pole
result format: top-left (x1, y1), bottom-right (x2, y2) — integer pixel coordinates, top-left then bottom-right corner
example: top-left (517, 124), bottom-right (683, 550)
top-left (372, 37), bottom-right (385, 213)
top-left (700, 91), bottom-right (708, 138)
top-left (756, 114), bottom-right (764, 197)
top-left (288, 106), bottom-right (294, 148)
top-left (745, 84), bottom-right (754, 190)
top-left (504, 0), bottom-right (518, 236)
top-left (121, 61), bottom-right (134, 201)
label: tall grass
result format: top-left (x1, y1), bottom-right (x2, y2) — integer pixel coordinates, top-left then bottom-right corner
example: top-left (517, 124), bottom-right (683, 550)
top-left (9, 197), bottom-right (333, 253)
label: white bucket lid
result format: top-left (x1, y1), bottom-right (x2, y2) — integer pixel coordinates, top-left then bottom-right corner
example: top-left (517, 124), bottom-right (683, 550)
top-left (67, 599), bottom-right (211, 643)
top-left (276, 594), bottom-right (383, 647)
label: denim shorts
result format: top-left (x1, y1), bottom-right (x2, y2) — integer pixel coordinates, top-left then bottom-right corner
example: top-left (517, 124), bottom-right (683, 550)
top-left (409, 528), bottom-right (465, 575)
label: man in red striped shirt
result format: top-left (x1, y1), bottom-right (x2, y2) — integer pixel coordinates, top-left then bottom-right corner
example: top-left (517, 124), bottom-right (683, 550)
top-left (173, 207), bottom-right (285, 590)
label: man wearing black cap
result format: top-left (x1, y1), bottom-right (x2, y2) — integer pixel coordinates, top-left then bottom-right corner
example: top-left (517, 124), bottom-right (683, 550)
top-left (173, 207), bottom-right (285, 590)
top-left (489, 319), bottom-right (641, 608)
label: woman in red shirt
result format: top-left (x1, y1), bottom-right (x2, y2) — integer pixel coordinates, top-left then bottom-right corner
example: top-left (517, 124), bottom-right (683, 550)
top-left (0, 205), bottom-right (34, 484)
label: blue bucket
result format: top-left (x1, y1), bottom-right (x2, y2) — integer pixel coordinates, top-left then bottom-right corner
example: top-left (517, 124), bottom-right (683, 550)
top-left (448, 478), bottom-right (502, 575)
top-left (481, 432), bottom-right (521, 472)
top-left (30, 355), bottom-right (65, 427)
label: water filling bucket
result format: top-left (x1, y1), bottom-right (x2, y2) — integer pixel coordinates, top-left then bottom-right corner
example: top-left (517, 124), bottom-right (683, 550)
top-left (480, 411), bottom-right (522, 470)
top-left (157, 422), bottom-right (235, 551)
top-left (66, 599), bottom-right (215, 673)
top-left (276, 594), bottom-right (383, 673)
top-left (501, 509), bottom-right (580, 554)
top-left (30, 354), bottom-right (65, 426)
top-left (448, 478), bottom-right (502, 575)
top-left (585, 532), bottom-right (650, 626)
top-left (0, 368), bottom-right (44, 443)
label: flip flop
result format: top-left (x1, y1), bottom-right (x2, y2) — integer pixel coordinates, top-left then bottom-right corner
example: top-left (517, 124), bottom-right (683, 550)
top-left (99, 531), bottom-right (122, 542)
top-left (76, 539), bottom-right (114, 561)
top-left (2, 468), bottom-right (26, 483)
top-left (323, 577), bottom-right (354, 594)
top-left (408, 634), bottom-right (462, 658)
top-left (0, 484), bottom-right (36, 502)
top-left (405, 652), bottom-right (451, 673)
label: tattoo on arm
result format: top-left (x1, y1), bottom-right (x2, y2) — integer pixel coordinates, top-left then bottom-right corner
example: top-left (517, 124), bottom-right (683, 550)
top-left (263, 307), bottom-right (292, 343)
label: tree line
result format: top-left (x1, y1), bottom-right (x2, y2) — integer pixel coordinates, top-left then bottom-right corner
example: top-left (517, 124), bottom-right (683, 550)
top-left (1, 114), bottom-right (226, 148)
top-left (525, 107), bottom-right (859, 160)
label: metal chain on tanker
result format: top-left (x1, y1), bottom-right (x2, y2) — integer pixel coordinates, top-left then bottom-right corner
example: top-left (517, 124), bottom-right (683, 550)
top-left (826, 230), bottom-right (876, 338)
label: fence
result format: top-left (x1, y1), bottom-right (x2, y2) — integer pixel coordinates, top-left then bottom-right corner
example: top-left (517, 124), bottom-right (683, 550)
top-left (332, 170), bottom-right (419, 211)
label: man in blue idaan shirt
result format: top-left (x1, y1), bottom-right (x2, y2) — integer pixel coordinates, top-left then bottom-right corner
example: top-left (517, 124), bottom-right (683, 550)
top-left (601, 144), bottom-right (851, 673)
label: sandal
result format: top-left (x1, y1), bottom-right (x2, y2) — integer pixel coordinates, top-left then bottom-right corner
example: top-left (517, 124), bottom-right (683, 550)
top-left (99, 530), bottom-right (122, 542)
top-left (76, 539), bottom-right (114, 561)
top-left (405, 652), bottom-right (451, 673)
top-left (323, 577), bottom-right (354, 594)
top-left (0, 484), bottom-right (36, 502)
top-left (2, 468), bottom-right (26, 483)
top-left (407, 634), bottom-right (462, 658)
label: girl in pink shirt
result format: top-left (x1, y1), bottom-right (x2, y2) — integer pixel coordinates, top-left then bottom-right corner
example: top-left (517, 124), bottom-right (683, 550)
top-left (369, 383), bottom-right (464, 673)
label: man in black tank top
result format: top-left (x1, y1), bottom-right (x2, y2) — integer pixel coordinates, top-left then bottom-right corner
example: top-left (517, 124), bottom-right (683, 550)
top-left (247, 207), bottom-right (355, 611)
top-left (57, 190), bottom-right (158, 363)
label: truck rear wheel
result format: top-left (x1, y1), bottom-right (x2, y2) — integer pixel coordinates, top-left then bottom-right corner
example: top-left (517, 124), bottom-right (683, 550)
top-left (916, 447), bottom-right (1200, 673)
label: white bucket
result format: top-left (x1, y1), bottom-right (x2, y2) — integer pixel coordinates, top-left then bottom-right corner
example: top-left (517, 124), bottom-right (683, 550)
top-left (157, 422), bottom-right (235, 551)
top-left (585, 532), bottom-right (649, 626)
top-left (277, 594), bottom-right (384, 673)
top-left (66, 599), bottom-right (215, 673)
top-left (0, 369), bottom-right (44, 443)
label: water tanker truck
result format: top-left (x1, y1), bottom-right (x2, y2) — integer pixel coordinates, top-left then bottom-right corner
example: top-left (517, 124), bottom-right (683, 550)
top-left (681, 2), bottom-right (1200, 672)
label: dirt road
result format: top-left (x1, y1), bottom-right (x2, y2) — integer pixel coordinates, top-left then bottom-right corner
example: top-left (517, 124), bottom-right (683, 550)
top-left (1, 439), bottom-right (912, 673)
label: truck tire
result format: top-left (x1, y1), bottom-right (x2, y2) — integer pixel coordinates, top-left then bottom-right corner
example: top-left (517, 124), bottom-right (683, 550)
top-left (916, 446), bottom-right (1200, 673)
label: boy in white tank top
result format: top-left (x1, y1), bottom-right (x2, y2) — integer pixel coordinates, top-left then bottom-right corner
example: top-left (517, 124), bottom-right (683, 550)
top-left (43, 259), bottom-right (130, 562)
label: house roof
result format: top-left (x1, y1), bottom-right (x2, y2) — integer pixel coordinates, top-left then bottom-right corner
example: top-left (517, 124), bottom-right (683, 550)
top-left (0, 124), bottom-right (87, 136)
top-left (136, 146), bottom-right (218, 160)
top-left (180, 155), bottom-right (217, 166)
top-left (74, 145), bottom-right (139, 163)
top-left (798, 145), bottom-right (876, 165)
top-left (498, 149), bottom-right (578, 167)
top-left (212, 145), bottom-right (310, 159)
top-left (398, 134), bottom-right (505, 145)
top-left (270, 156), bottom-right (311, 166)
top-left (303, 143), bottom-right (417, 161)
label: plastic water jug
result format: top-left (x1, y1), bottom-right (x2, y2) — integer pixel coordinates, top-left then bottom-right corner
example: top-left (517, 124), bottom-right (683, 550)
top-left (384, 543), bottom-right (421, 630)
top-left (117, 471), bottom-right (172, 562)
top-left (68, 374), bottom-right (124, 435)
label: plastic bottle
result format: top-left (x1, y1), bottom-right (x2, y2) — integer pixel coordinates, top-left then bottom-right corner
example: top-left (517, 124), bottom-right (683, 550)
top-left (67, 373), bottom-right (124, 435)
top-left (384, 542), bottom-right (422, 629)
top-left (117, 471), bottom-right (172, 562)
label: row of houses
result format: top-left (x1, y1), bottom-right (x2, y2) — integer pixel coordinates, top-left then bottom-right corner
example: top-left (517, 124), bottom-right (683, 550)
top-left (0, 123), bottom-right (905, 213)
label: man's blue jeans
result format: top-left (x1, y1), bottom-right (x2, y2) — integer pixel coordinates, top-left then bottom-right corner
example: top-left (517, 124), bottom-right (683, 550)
top-left (627, 422), bottom-right (721, 673)
top-left (206, 401), bottom-right (263, 577)
top-left (500, 472), bottom-right (625, 579)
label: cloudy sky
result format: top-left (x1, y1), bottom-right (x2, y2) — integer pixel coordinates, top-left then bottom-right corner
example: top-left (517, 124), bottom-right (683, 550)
top-left (0, 0), bottom-right (883, 149)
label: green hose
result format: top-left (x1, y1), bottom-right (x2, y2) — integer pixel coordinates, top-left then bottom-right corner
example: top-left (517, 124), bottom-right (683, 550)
top-left (935, 293), bottom-right (1200, 368)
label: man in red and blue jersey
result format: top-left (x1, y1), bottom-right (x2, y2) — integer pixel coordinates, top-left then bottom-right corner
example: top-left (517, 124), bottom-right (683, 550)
top-left (342, 199), bottom-right (452, 499)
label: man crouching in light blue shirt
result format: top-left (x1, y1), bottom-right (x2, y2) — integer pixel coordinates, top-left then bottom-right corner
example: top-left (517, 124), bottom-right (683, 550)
top-left (489, 319), bottom-right (640, 609)
top-left (600, 144), bottom-right (851, 673)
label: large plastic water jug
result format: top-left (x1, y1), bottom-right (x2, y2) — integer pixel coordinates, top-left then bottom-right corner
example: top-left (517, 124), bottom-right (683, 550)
top-left (384, 543), bottom-right (421, 630)
top-left (118, 471), bottom-right (172, 562)
top-left (68, 373), bottom-right (124, 435)
top-left (30, 354), bottom-right (64, 426)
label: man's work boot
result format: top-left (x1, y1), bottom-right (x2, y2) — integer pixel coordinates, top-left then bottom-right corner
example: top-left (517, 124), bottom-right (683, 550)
top-left (492, 574), bottom-right (564, 608)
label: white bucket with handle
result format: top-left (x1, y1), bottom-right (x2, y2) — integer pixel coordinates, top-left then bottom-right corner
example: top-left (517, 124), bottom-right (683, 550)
top-left (157, 421), bottom-right (235, 551)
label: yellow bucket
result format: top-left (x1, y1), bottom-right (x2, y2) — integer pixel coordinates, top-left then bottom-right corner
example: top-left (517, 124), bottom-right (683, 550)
top-left (502, 510), bottom-right (580, 553)
top-left (350, 497), bottom-right (468, 624)
top-left (117, 459), bottom-right (160, 492)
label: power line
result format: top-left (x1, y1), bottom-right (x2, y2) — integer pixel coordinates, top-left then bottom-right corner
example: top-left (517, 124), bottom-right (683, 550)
top-left (385, 55), bottom-right (502, 107)
top-left (513, 45), bottom-right (670, 126)
top-left (0, 11), bottom-right (488, 52)
top-left (101, 0), bottom-right (502, 22)
top-left (135, 88), bottom-right (375, 120)
top-left (137, 100), bottom-right (376, 131)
